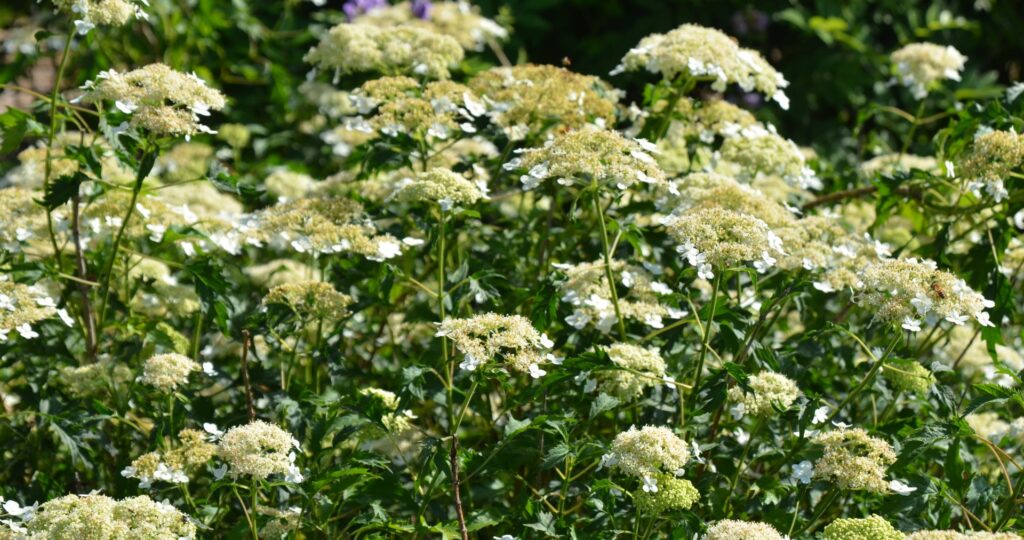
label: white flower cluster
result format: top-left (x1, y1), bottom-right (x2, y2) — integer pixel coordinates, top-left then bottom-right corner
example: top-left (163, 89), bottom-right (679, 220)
top-left (436, 313), bottom-right (556, 378)
top-left (79, 64), bottom-right (226, 139)
top-left (891, 42), bottom-right (967, 99)
top-left (614, 23), bottom-right (790, 109)
top-left (52, 0), bottom-right (149, 35)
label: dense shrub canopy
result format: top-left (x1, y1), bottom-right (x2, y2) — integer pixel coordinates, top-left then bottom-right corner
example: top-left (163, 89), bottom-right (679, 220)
top-left (1, 1), bottom-right (1024, 539)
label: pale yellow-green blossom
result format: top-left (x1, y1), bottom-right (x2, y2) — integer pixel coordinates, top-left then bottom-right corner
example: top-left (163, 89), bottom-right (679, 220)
top-left (632, 473), bottom-right (699, 513)
top-left (859, 258), bottom-right (992, 328)
top-left (139, 353), bottom-right (200, 391)
top-left (262, 281), bottom-right (353, 322)
top-left (727, 371), bottom-right (800, 417)
top-left (246, 196), bottom-right (403, 260)
top-left (813, 428), bottom-right (896, 493)
top-left (881, 359), bottom-right (935, 394)
top-left (52, 0), bottom-right (145, 28)
top-left (265, 170), bottom-right (317, 202)
top-left (823, 515), bottom-right (904, 540)
top-left (957, 130), bottom-right (1024, 201)
top-left (305, 23), bottom-right (464, 79)
top-left (558, 260), bottom-right (676, 332)
top-left (602, 343), bottom-right (667, 399)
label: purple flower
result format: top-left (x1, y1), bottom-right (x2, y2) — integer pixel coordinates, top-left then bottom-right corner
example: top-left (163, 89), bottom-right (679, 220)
top-left (411, 0), bottom-right (432, 20)
top-left (343, 0), bottom-right (387, 20)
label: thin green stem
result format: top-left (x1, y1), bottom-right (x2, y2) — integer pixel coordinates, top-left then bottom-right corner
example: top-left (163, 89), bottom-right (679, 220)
top-left (97, 148), bottom-right (158, 328)
top-left (592, 193), bottom-right (627, 340)
top-left (897, 100), bottom-right (927, 164)
top-left (689, 272), bottom-right (723, 409)
top-left (792, 487), bottom-right (840, 537)
top-left (825, 332), bottom-right (901, 426)
top-left (723, 417), bottom-right (762, 516)
top-left (42, 31), bottom-right (75, 273)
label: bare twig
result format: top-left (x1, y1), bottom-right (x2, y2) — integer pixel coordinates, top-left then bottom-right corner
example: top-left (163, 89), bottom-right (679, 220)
top-left (450, 437), bottom-right (469, 540)
top-left (802, 186), bottom-right (920, 211)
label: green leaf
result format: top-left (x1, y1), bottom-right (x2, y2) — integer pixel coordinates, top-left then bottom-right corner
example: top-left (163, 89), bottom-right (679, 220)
top-left (589, 392), bottom-right (620, 418)
top-left (38, 171), bottom-right (86, 210)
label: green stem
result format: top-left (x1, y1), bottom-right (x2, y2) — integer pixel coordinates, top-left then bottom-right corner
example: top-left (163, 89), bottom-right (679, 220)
top-left (689, 272), bottom-right (723, 409)
top-left (824, 333), bottom-right (900, 426)
top-left (250, 479), bottom-right (259, 538)
top-left (97, 148), bottom-right (158, 328)
top-left (723, 417), bottom-right (762, 516)
top-left (592, 193), bottom-right (627, 340)
top-left (231, 484), bottom-right (258, 539)
top-left (793, 488), bottom-right (840, 537)
top-left (787, 485), bottom-right (806, 537)
top-left (42, 30), bottom-right (75, 273)
top-left (897, 100), bottom-right (927, 164)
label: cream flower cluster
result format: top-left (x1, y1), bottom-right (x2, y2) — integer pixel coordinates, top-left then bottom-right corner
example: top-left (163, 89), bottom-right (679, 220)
top-left (891, 42), bottom-right (967, 99)
top-left (823, 514), bottom-right (904, 540)
top-left (57, 360), bottom-right (132, 398)
top-left (0, 281), bottom-right (60, 342)
top-left (718, 128), bottom-right (821, 190)
top-left (265, 170), bottom-right (317, 202)
top-left (356, 1), bottom-right (507, 52)
top-left (7, 493), bottom-right (196, 539)
top-left (615, 24), bottom-right (790, 109)
top-left (392, 167), bottom-right (488, 209)
top-left (601, 343), bottom-right (667, 399)
top-left (359, 387), bottom-right (416, 434)
top-left (121, 429), bottom-right (216, 488)
top-left (239, 196), bottom-right (403, 261)
top-left (603, 425), bottom-right (690, 479)
top-left (139, 353), bottom-right (200, 391)
top-left (0, 188), bottom-right (51, 254)
top-left (812, 428), bottom-right (897, 493)
top-left (436, 313), bottom-right (555, 377)
top-left (936, 326), bottom-right (1023, 385)
top-left (511, 128), bottom-right (665, 191)
top-left (469, 64), bottom-right (618, 137)
top-left (665, 206), bottom-right (785, 278)
top-left (727, 371), bottom-right (800, 417)
top-left (80, 64), bottom-right (226, 138)
top-left (217, 421), bottom-right (303, 482)
top-left (262, 281), bottom-right (353, 322)
top-left (860, 153), bottom-right (940, 177)
top-left (958, 129), bottom-right (1024, 202)
top-left (658, 173), bottom-right (794, 227)
top-left (702, 520), bottom-right (786, 540)
top-left (344, 76), bottom-right (485, 141)
top-left (305, 23), bottom-right (464, 80)
top-left (245, 259), bottom-right (319, 289)
top-left (858, 257), bottom-right (994, 331)
top-left (557, 259), bottom-right (681, 332)
top-left (52, 0), bottom-right (148, 35)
